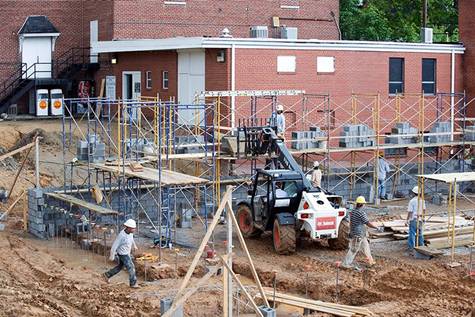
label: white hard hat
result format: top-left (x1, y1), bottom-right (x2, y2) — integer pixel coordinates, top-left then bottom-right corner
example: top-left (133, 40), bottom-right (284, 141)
top-left (313, 161), bottom-right (320, 168)
top-left (412, 186), bottom-right (419, 194)
top-left (124, 219), bottom-right (136, 228)
top-left (276, 104), bottom-right (284, 111)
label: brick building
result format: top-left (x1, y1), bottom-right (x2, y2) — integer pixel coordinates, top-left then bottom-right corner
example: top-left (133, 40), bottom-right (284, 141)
top-left (0, 0), bottom-right (472, 120)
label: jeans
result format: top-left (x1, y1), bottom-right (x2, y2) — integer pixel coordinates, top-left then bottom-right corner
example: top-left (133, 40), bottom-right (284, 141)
top-left (408, 219), bottom-right (424, 249)
top-left (342, 236), bottom-right (374, 268)
top-left (105, 254), bottom-right (137, 286)
top-left (378, 179), bottom-right (386, 199)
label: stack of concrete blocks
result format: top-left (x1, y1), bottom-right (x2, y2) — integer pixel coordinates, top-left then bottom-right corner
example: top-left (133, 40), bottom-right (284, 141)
top-left (291, 127), bottom-right (326, 150)
top-left (430, 122), bottom-right (451, 143)
top-left (464, 126), bottom-right (475, 141)
top-left (76, 134), bottom-right (105, 162)
top-left (175, 135), bottom-right (205, 154)
top-left (339, 124), bottom-right (375, 148)
top-left (385, 122), bottom-right (418, 156)
top-left (28, 188), bottom-right (46, 238)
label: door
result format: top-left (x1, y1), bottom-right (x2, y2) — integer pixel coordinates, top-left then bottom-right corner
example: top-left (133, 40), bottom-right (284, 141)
top-left (122, 71), bottom-right (141, 121)
top-left (21, 37), bottom-right (52, 78)
top-left (178, 49), bottom-right (205, 125)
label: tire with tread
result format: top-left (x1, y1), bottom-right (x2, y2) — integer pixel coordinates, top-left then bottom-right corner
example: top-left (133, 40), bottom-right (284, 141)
top-left (328, 218), bottom-right (350, 250)
top-left (273, 218), bottom-right (296, 255)
top-left (236, 204), bottom-right (262, 238)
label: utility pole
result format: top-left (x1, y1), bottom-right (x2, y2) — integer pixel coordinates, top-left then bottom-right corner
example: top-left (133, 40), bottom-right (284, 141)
top-left (422, 0), bottom-right (428, 28)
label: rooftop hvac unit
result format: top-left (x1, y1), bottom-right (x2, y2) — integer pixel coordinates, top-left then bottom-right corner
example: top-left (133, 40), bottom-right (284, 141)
top-left (250, 26), bottom-right (269, 38)
top-left (421, 27), bottom-right (433, 44)
top-left (281, 26), bottom-right (298, 40)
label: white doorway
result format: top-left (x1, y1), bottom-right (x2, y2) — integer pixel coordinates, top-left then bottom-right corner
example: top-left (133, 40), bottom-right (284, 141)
top-left (178, 49), bottom-right (205, 125)
top-left (122, 71), bottom-right (141, 121)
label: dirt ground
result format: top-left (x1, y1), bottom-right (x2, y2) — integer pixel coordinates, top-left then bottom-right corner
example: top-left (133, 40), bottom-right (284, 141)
top-left (0, 120), bottom-right (474, 317)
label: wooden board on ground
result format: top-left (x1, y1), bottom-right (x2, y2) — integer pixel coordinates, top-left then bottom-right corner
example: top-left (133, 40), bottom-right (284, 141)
top-left (426, 234), bottom-right (475, 249)
top-left (414, 246), bottom-right (444, 257)
top-left (91, 163), bottom-right (208, 186)
top-left (46, 193), bottom-right (118, 215)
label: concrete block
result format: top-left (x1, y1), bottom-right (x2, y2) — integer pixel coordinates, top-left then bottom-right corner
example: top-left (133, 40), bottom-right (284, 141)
top-left (258, 306), bottom-right (277, 317)
top-left (30, 188), bottom-right (43, 199)
top-left (160, 298), bottom-right (183, 317)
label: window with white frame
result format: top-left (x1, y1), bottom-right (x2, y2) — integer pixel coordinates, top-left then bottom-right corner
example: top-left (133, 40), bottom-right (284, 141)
top-left (164, 0), bottom-right (186, 5)
top-left (146, 71), bottom-right (152, 90)
top-left (162, 71), bottom-right (169, 89)
top-left (422, 58), bottom-right (436, 95)
top-left (317, 57), bottom-right (335, 73)
top-left (277, 56), bottom-right (296, 73)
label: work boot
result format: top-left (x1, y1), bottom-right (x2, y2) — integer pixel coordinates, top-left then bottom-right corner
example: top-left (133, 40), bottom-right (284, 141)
top-left (102, 273), bottom-right (110, 284)
top-left (130, 284), bottom-right (140, 289)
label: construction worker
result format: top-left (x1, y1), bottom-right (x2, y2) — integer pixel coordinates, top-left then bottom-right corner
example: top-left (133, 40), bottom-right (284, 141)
top-left (406, 186), bottom-right (425, 251)
top-left (274, 104), bottom-right (286, 139)
top-left (377, 152), bottom-right (391, 200)
top-left (342, 196), bottom-right (379, 270)
top-left (103, 219), bottom-right (139, 288)
top-left (311, 161), bottom-right (322, 188)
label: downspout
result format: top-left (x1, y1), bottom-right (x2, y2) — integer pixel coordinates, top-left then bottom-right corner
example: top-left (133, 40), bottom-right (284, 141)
top-left (450, 49), bottom-right (455, 142)
top-left (231, 44), bottom-right (236, 129)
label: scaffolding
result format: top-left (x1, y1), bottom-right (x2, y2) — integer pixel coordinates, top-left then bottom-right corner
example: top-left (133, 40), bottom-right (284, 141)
top-left (60, 96), bottom-right (217, 260)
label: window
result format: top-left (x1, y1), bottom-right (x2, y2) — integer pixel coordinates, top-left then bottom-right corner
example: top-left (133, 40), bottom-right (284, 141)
top-left (164, 0), bottom-right (186, 5)
top-left (277, 56), bottom-right (296, 73)
top-left (317, 57), bottom-right (335, 73)
top-left (389, 58), bottom-right (404, 94)
top-left (422, 58), bottom-right (436, 95)
top-left (162, 71), bottom-right (169, 90)
top-left (145, 71), bottom-right (152, 90)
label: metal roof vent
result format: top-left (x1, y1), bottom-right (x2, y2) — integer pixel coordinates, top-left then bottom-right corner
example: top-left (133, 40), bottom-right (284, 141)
top-left (220, 28), bottom-right (232, 38)
top-left (250, 26), bottom-right (268, 38)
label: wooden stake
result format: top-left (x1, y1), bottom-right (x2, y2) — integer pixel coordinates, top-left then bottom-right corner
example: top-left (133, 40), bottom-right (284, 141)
top-left (219, 255), bottom-right (264, 317)
top-left (162, 266), bottom-right (219, 317)
top-left (174, 188), bottom-right (232, 299)
top-left (7, 144), bottom-right (33, 199)
top-left (227, 201), bottom-right (270, 307)
top-left (0, 191), bottom-right (26, 221)
top-left (0, 141), bottom-right (35, 162)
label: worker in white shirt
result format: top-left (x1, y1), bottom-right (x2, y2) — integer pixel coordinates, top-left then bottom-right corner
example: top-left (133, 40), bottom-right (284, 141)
top-left (406, 186), bottom-right (426, 250)
top-left (103, 219), bottom-right (139, 288)
top-left (377, 152), bottom-right (391, 200)
top-left (275, 104), bottom-right (286, 139)
top-left (311, 161), bottom-right (322, 188)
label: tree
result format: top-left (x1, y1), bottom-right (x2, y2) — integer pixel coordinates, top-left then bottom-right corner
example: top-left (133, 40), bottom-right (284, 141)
top-left (340, 0), bottom-right (458, 42)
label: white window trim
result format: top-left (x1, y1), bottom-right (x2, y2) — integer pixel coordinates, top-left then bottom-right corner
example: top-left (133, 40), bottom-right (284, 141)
top-left (162, 71), bottom-right (169, 90)
top-left (164, 0), bottom-right (186, 5)
top-left (277, 56), bottom-right (296, 73)
top-left (146, 71), bottom-right (152, 90)
top-left (317, 56), bottom-right (335, 73)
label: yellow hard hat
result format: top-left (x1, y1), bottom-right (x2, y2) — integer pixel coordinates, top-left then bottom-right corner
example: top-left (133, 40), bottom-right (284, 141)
top-left (355, 196), bottom-right (366, 204)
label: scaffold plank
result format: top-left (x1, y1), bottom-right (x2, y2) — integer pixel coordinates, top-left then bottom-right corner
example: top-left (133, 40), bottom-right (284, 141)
top-left (46, 193), bottom-right (118, 215)
top-left (91, 163), bottom-right (208, 185)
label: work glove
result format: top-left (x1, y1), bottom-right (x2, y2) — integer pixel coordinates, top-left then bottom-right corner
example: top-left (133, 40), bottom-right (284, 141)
top-left (109, 255), bottom-right (116, 262)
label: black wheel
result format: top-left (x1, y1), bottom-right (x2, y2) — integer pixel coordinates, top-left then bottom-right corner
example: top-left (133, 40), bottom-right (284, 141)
top-left (328, 218), bottom-right (350, 250)
top-left (273, 218), bottom-right (296, 255)
top-left (236, 204), bottom-right (262, 238)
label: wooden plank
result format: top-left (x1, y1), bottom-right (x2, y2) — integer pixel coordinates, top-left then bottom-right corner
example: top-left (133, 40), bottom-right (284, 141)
top-left (220, 256), bottom-right (264, 317)
top-left (174, 188), bottom-right (232, 299)
top-left (226, 201), bottom-right (269, 307)
top-left (91, 163), bottom-right (208, 186)
top-left (45, 193), bottom-right (118, 215)
top-left (0, 191), bottom-right (26, 221)
top-left (162, 266), bottom-right (218, 317)
top-left (0, 142), bottom-right (35, 162)
top-left (393, 233), bottom-right (409, 240)
top-left (7, 144), bottom-right (33, 199)
top-left (427, 234), bottom-right (475, 249)
top-left (261, 290), bottom-right (373, 316)
top-left (414, 246), bottom-right (444, 257)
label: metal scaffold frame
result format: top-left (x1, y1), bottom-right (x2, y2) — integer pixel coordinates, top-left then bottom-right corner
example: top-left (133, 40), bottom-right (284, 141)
top-left (60, 96), bottom-right (217, 260)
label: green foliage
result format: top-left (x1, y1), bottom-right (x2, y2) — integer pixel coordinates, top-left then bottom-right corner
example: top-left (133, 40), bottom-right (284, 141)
top-left (340, 0), bottom-right (458, 42)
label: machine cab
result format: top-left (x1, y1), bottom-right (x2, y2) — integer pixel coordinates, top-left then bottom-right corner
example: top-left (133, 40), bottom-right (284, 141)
top-left (248, 169), bottom-right (305, 230)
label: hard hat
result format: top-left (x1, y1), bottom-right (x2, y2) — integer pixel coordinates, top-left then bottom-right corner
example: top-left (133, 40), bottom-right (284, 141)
top-left (276, 104), bottom-right (284, 111)
top-left (412, 186), bottom-right (419, 194)
top-left (124, 219), bottom-right (137, 228)
top-left (355, 196), bottom-right (366, 204)
top-left (313, 161), bottom-right (320, 168)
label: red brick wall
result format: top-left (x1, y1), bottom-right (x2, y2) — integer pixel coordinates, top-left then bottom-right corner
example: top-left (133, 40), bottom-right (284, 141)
top-left (95, 50), bottom-right (178, 101)
top-left (205, 48), bottom-right (231, 126)
top-left (112, 0), bottom-right (339, 40)
top-left (233, 48), bottom-right (463, 135)
top-left (459, 1), bottom-right (475, 116)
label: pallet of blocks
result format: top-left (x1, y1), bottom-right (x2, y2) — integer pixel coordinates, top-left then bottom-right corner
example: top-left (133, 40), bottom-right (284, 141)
top-left (376, 214), bottom-right (474, 250)
top-left (256, 289), bottom-right (373, 317)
